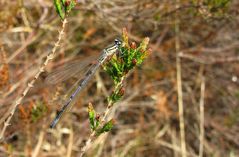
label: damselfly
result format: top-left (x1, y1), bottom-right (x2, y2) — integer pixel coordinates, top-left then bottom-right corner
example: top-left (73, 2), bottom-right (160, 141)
top-left (48, 39), bottom-right (122, 128)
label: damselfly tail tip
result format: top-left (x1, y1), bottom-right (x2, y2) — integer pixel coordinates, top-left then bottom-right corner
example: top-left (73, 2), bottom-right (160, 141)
top-left (49, 119), bottom-right (58, 128)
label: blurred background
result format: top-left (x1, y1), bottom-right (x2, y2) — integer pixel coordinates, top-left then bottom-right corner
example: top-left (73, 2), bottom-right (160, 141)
top-left (0, 0), bottom-right (239, 156)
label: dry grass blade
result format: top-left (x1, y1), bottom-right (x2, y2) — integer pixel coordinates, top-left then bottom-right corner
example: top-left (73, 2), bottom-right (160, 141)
top-left (175, 1), bottom-right (186, 156)
top-left (199, 73), bottom-right (206, 157)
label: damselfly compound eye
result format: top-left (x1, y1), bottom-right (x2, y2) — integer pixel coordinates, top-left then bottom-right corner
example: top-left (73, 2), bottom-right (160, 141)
top-left (114, 39), bottom-right (122, 47)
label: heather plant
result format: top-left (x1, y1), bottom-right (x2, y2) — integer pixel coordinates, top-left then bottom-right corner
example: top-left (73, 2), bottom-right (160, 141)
top-left (53, 1), bottom-right (150, 156)
top-left (54, 0), bottom-right (76, 19)
top-left (81, 30), bottom-right (150, 156)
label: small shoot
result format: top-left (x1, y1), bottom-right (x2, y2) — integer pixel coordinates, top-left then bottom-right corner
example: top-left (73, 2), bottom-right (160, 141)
top-left (88, 103), bottom-right (100, 131)
top-left (96, 119), bottom-right (115, 136)
top-left (54, 0), bottom-right (77, 20)
top-left (88, 103), bottom-right (95, 130)
top-left (108, 86), bottom-right (125, 104)
top-left (104, 30), bottom-right (150, 84)
top-left (65, 0), bottom-right (76, 13)
top-left (104, 28), bottom-right (150, 105)
top-left (19, 101), bottom-right (48, 123)
top-left (31, 101), bottom-right (48, 123)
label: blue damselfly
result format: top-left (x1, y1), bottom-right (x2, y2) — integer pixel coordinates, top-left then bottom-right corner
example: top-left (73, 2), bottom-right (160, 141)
top-left (48, 39), bottom-right (122, 128)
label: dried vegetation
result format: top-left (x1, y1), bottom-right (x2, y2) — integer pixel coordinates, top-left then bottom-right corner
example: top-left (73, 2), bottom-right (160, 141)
top-left (0, 0), bottom-right (239, 156)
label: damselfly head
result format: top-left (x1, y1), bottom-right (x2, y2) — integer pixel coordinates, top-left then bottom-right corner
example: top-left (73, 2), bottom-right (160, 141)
top-left (114, 39), bottom-right (122, 47)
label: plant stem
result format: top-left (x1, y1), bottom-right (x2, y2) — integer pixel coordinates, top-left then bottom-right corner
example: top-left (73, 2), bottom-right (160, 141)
top-left (79, 76), bottom-right (125, 157)
top-left (0, 19), bottom-right (68, 141)
top-left (175, 0), bottom-right (186, 156)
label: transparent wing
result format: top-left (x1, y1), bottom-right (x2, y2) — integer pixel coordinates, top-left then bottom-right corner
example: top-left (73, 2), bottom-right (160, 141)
top-left (45, 56), bottom-right (98, 84)
top-left (49, 63), bottom-right (98, 112)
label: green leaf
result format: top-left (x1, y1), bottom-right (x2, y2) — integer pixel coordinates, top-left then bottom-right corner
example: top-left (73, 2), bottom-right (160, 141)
top-left (96, 119), bottom-right (115, 136)
top-left (54, 0), bottom-right (65, 19)
top-left (88, 103), bottom-right (96, 130)
top-left (108, 86), bottom-right (124, 104)
top-left (66, 0), bottom-right (76, 13)
top-left (31, 101), bottom-right (47, 123)
top-left (54, 0), bottom-right (77, 19)
top-left (102, 119), bottom-right (114, 132)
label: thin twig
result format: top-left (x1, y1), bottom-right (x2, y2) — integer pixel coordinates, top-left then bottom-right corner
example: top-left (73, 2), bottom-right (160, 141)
top-left (0, 19), bottom-right (68, 141)
top-left (32, 131), bottom-right (45, 157)
top-left (95, 134), bottom-right (107, 157)
top-left (178, 52), bottom-right (239, 65)
top-left (199, 74), bottom-right (205, 157)
top-left (79, 132), bottom-right (95, 157)
top-left (175, 0), bottom-right (187, 157)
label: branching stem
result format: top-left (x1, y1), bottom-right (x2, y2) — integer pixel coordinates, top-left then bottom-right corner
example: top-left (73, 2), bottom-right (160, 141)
top-left (0, 19), bottom-right (68, 141)
top-left (79, 76), bottom-right (125, 157)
